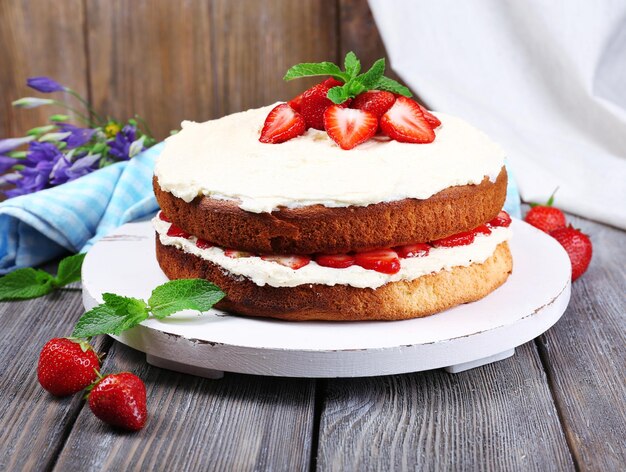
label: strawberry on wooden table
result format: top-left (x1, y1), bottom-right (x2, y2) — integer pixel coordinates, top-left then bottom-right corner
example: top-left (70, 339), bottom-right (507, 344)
top-left (380, 97), bottom-right (436, 143)
top-left (525, 205), bottom-right (566, 233)
top-left (259, 103), bottom-right (306, 144)
top-left (88, 372), bottom-right (147, 431)
top-left (261, 254), bottom-right (311, 269)
top-left (323, 106), bottom-right (378, 150)
top-left (37, 338), bottom-right (100, 396)
top-left (549, 226), bottom-right (592, 281)
top-left (354, 249), bottom-right (401, 274)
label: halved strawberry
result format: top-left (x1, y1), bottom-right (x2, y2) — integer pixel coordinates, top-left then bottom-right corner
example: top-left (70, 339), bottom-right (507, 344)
top-left (158, 212), bottom-right (171, 223)
top-left (380, 97), bottom-right (435, 143)
top-left (416, 103), bottom-right (441, 129)
top-left (167, 225), bottom-right (191, 239)
top-left (299, 78), bottom-right (343, 130)
top-left (261, 254), bottom-right (311, 269)
top-left (324, 106), bottom-right (378, 150)
top-left (351, 91), bottom-right (395, 120)
top-left (432, 231), bottom-right (475, 248)
top-left (474, 224), bottom-right (492, 236)
top-left (354, 249), bottom-right (401, 274)
top-left (259, 103), bottom-right (306, 144)
top-left (196, 238), bottom-right (213, 249)
top-left (315, 253), bottom-right (355, 269)
top-left (395, 243), bottom-right (430, 258)
top-left (488, 210), bottom-right (512, 228)
top-left (224, 249), bottom-right (254, 258)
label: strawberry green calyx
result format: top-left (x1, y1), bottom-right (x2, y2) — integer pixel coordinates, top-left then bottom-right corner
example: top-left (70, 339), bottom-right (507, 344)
top-left (283, 51), bottom-right (412, 105)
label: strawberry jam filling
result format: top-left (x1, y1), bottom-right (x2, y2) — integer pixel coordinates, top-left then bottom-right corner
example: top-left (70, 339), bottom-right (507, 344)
top-left (158, 210), bottom-right (511, 275)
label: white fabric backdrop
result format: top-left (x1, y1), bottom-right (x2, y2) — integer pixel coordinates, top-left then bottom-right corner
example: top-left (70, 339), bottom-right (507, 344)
top-left (369, 0), bottom-right (626, 229)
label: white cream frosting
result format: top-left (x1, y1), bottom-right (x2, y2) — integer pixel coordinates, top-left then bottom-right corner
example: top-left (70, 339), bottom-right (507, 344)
top-left (154, 104), bottom-right (506, 213)
top-left (153, 216), bottom-right (512, 289)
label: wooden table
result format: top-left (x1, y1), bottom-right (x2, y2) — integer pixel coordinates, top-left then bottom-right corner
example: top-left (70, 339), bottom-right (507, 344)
top-left (1, 214), bottom-right (624, 471)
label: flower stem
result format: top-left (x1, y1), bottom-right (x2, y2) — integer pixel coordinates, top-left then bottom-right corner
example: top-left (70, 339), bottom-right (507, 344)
top-left (50, 100), bottom-right (93, 126)
top-left (65, 89), bottom-right (106, 126)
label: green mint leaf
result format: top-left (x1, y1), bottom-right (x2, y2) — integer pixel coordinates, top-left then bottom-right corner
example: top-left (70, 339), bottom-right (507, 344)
top-left (373, 76), bottom-right (412, 97)
top-left (54, 253), bottom-right (86, 287)
top-left (344, 51), bottom-right (361, 78)
top-left (356, 58), bottom-right (386, 89)
top-left (72, 293), bottom-right (148, 337)
top-left (283, 62), bottom-right (349, 82)
top-left (327, 86), bottom-right (350, 104)
top-left (0, 268), bottom-right (55, 301)
top-left (148, 279), bottom-right (225, 319)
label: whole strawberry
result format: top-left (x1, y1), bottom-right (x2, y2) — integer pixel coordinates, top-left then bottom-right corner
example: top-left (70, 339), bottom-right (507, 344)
top-left (549, 226), bottom-right (592, 281)
top-left (38, 338), bottom-right (100, 396)
top-left (88, 372), bottom-right (147, 431)
top-left (525, 205), bottom-right (566, 233)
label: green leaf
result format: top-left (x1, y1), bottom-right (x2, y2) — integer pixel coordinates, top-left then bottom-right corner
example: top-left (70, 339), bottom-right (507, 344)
top-left (72, 301), bottom-right (148, 338)
top-left (148, 279), bottom-right (225, 319)
top-left (54, 253), bottom-right (86, 287)
top-left (344, 51), bottom-right (361, 78)
top-left (373, 76), bottom-right (413, 97)
top-left (327, 86), bottom-right (350, 104)
top-left (0, 268), bottom-right (55, 301)
top-left (356, 58), bottom-right (386, 89)
top-left (283, 62), bottom-right (349, 82)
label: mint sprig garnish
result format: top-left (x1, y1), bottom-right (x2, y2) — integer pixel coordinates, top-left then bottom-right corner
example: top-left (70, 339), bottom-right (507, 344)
top-left (284, 51), bottom-right (412, 104)
top-left (72, 279), bottom-right (225, 338)
top-left (0, 253), bottom-right (85, 301)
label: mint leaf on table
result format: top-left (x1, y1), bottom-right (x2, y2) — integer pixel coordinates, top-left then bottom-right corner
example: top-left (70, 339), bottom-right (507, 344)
top-left (72, 279), bottom-right (226, 338)
top-left (54, 253), bottom-right (86, 287)
top-left (148, 279), bottom-right (225, 319)
top-left (0, 252), bottom-right (86, 301)
top-left (0, 268), bottom-right (55, 300)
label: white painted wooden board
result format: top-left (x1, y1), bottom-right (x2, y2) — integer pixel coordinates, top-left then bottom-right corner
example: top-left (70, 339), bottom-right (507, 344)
top-left (82, 218), bottom-right (571, 378)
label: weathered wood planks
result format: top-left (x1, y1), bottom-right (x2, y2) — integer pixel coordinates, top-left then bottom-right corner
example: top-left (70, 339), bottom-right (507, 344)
top-left (316, 343), bottom-right (575, 471)
top-left (52, 342), bottom-right (316, 472)
top-left (536, 217), bottom-right (626, 470)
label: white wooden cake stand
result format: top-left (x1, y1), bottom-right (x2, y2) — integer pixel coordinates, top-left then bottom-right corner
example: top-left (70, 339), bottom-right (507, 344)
top-left (82, 218), bottom-right (571, 378)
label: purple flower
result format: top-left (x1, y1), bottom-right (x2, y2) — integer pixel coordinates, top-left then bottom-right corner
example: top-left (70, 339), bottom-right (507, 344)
top-left (57, 123), bottom-right (96, 149)
top-left (27, 76), bottom-right (66, 93)
top-left (50, 152), bottom-right (101, 185)
top-left (0, 155), bottom-right (20, 173)
top-left (0, 136), bottom-right (34, 154)
top-left (4, 142), bottom-right (63, 197)
top-left (107, 125), bottom-right (144, 161)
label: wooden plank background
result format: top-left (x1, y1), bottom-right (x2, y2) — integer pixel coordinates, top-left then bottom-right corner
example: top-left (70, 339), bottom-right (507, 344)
top-left (1, 0), bottom-right (392, 140)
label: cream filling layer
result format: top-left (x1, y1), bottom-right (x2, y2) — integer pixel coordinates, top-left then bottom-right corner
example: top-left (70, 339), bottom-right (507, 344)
top-left (153, 217), bottom-right (512, 289)
top-left (154, 104), bottom-right (506, 213)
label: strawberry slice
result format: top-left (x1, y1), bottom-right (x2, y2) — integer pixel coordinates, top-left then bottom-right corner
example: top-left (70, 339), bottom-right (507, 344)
top-left (259, 103), bottom-right (306, 144)
top-left (299, 78), bottom-right (343, 130)
top-left (315, 253), bottom-right (355, 269)
top-left (167, 225), bottom-right (191, 239)
top-left (351, 91), bottom-right (395, 119)
top-left (196, 238), bottom-right (213, 249)
top-left (261, 254), bottom-right (311, 269)
top-left (224, 249), bottom-right (254, 258)
top-left (432, 231), bottom-right (476, 248)
top-left (158, 212), bottom-right (171, 223)
top-left (324, 106), bottom-right (378, 150)
top-left (488, 210), bottom-right (512, 228)
top-left (395, 243), bottom-right (430, 258)
top-left (474, 224), bottom-right (492, 236)
top-left (416, 103), bottom-right (441, 129)
top-left (354, 249), bottom-right (401, 274)
top-left (380, 96), bottom-right (436, 143)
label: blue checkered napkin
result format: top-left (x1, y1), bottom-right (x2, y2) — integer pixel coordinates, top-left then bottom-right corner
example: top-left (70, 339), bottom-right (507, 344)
top-left (0, 143), bottom-right (164, 274)
top-left (503, 161), bottom-right (521, 219)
